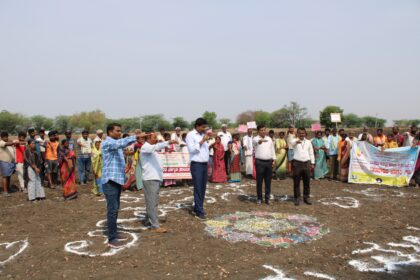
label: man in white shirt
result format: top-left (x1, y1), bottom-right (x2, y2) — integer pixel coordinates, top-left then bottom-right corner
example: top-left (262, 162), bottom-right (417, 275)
top-left (77, 130), bottom-right (93, 185)
top-left (290, 128), bottom-right (315, 206)
top-left (94, 129), bottom-right (104, 143)
top-left (404, 125), bottom-right (418, 147)
top-left (253, 125), bottom-right (276, 205)
top-left (242, 128), bottom-right (254, 178)
top-left (186, 118), bottom-right (210, 220)
top-left (141, 133), bottom-right (178, 233)
top-left (217, 124), bottom-right (232, 175)
top-left (171, 127), bottom-right (182, 152)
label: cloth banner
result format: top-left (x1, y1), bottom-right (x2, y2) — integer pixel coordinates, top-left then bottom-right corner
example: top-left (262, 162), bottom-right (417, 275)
top-left (158, 152), bottom-right (192, 180)
top-left (349, 141), bottom-right (419, 187)
top-left (238, 125), bottom-right (248, 133)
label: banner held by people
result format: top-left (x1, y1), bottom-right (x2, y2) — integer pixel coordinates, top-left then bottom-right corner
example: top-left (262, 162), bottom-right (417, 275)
top-left (349, 141), bottom-right (419, 187)
top-left (158, 152), bottom-right (192, 180)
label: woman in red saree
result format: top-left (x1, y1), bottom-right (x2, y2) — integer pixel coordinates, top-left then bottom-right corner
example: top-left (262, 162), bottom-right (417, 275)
top-left (210, 136), bottom-right (227, 183)
top-left (58, 139), bottom-right (78, 200)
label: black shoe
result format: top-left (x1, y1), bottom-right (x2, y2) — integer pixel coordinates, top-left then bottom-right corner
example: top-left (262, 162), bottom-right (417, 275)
top-left (195, 215), bottom-right (208, 221)
top-left (108, 239), bottom-right (125, 248)
top-left (257, 199), bottom-right (262, 205)
top-left (304, 198), bottom-right (312, 205)
top-left (294, 199), bottom-right (300, 206)
top-left (265, 200), bottom-right (270, 205)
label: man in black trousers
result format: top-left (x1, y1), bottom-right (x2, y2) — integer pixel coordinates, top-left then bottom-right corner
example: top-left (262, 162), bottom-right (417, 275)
top-left (289, 128), bottom-right (315, 206)
top-left (253, 125), bottom-right (275, 205)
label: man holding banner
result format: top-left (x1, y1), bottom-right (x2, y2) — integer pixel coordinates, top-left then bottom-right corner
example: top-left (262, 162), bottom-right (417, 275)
top-left (349, 139), bottom-right (419, 187)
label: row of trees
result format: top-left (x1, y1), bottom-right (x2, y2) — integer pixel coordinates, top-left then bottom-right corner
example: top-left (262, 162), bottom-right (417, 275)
top-left (1, 104), bottom-right (418, 134)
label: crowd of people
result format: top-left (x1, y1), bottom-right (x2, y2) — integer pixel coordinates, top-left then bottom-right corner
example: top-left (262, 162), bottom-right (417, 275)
top-left (0, 120), bottom-right (419, 248)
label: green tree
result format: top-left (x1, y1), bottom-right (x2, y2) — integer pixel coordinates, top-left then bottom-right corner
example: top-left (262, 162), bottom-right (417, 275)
top-left (320, 106), bottom-right (344, 128)
top-left (343, 113), bottom-right (363, 128)
top-left (283, 102), bottom-right (309, 127)
top-left (255, 111), bottom-right (272, 127)
top-left (271, 108), bottom-right (290, 128)
top-left (0, 110), bottom-right (28, 133)
top-left (219, 118), bottom-right (236, 128)
top-left (31, 115), bottom-right (54, 131)
top-left (141, 114), bottom-right (172, 132)
top-left (114, 117), bottom-right (142, 132)
top-left (54, 115), bottom-right (71, 133)
top-left (393, 119), bottom-right (420, 127)
top-left (299, 118), bottom-right (316, 128)
top-left (172, 117), bottom-right (190, 130)
top-left (70, 110), bottom-right (106, 132)
top-left (202, 111), bottom-right (219, 129)
top-left (236, 110), bottom-right (256, 124)
top-left (362, 116), bottom-right (386, 128)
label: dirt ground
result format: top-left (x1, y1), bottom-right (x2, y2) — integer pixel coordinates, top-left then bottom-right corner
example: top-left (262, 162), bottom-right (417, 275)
top-left (0, 176), bottom-right (419, 280)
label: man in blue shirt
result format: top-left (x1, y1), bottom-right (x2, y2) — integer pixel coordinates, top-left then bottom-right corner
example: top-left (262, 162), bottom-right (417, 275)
top-left (186, 118), bottom-right (210, 220)
top-left (101, 123), bottom-right (146, 248)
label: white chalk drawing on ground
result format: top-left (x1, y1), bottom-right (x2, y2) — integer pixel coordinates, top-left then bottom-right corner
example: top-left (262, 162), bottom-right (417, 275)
top-left (303, 271), bottom-right (337, 280)
top-left (64, 230), bottom-right (138, 257)
top-left (260, 265), bottom-right (295, 280)
top-left (260, 265), bottom-right (336, 280)
top-left (75, 183), bottom-right (250, 257)
top-left (348, 227), bottom-right (420, 273)
top-left (0, 239), bottom-right (29, 266)
top-left (343, 188), bottom-right (415, 199)
top-left (318, 197), bottom-right (360, 209)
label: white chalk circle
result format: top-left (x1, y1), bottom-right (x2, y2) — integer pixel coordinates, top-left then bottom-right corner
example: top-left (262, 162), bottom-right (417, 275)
top-left (0, 239), bottom-right (29, 266)
top-left (318, 197), bottom-right (360, 209)
top-left (64, 230), bottom-right (139, 257)
top-left (348, 231), bottom-right (420, 273)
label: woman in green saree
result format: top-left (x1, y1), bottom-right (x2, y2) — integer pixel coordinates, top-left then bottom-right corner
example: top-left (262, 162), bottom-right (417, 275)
top-left (311, 131), bottom-right (329, 180)
top-left (274, 131), bottom-right (288, 180)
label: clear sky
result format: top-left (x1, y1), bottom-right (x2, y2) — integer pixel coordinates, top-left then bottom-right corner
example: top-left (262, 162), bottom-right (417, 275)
top-left (0, 0), bottom-right (419, 124)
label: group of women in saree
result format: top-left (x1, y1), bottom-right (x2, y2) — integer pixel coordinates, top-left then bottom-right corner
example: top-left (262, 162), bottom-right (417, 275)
top-left (210, 134), bottom-right (243, 183)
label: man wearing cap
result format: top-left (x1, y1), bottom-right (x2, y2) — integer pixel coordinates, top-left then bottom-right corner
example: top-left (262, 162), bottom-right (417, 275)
top-left (171, 127), bottom-right (182, 152)
top-left (94, 129), bottom-right (104, 142)
top-left (217, 124), bottom-right (232, 175)
top-left (77, 130), bottom-right (93, 185)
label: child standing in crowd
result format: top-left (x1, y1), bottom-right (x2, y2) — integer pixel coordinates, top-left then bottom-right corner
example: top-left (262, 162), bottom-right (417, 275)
top-left (24, 139), bottom-right (46, 201)
top-left (0, 132), bottom-right (18, 197)
top-left (45, 131), bottom-right (59, 189)
top-left (15, 132), bottom-right (27, 192)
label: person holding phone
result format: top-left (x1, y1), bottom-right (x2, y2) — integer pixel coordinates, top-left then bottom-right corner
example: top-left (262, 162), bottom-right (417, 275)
top-left (186, 118), bottom-right (210, 220)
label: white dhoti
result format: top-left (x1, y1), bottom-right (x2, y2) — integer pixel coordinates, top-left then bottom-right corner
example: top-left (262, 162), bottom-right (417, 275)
top-left (245, 156), bottom-right (253, 175)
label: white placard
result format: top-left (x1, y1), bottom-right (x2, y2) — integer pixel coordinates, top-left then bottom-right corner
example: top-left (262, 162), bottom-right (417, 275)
top-left (330, 113), bottom-right (341, 123)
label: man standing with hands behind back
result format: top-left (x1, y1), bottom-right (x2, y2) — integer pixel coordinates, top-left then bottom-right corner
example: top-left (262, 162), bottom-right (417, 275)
top-left (290, 128), bottom-right (315, 206)
top-left (186, 118), bottom-right (210, 220)
top-left (253, 125), bottom-right (276, 205)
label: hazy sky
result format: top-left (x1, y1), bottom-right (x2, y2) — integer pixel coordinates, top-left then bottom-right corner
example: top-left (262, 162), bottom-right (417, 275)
top-left (1, 0), bottom-right (419, 124)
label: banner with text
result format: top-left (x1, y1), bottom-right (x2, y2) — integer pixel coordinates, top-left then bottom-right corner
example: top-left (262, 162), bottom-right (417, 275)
top-left (349, 141), bottom-right (419, 187)
top-left (158, 152), bottom-right (192, 180)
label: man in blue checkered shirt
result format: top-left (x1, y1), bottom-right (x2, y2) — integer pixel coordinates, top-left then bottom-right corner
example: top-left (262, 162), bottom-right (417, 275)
top-left (101, 123), bottom-right (146, 248)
